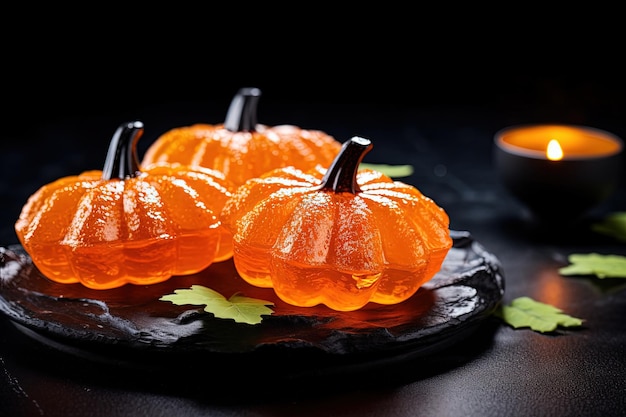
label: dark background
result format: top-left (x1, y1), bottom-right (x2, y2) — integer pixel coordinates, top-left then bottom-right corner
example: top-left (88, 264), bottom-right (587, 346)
top-left (3, 10), bottom-right (626, 244)
top-left (4, 6), bottom-right (625, 135)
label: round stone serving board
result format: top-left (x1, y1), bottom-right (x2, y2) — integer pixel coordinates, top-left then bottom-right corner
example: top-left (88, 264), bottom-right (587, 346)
top-left (0, 231), bottom-right (504, 380)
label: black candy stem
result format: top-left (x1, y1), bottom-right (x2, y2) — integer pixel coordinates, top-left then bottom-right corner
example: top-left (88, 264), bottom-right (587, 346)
top-left (101, 121), bottom-right (144, 180)
top-left (319, 137), bottom-right (373, 194)
top-left (224, 87), bottom-right (261, 132)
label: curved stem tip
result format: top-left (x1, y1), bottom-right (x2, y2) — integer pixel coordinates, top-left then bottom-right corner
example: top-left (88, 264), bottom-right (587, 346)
top-left (224, 87), bottom-right (262, 132)
top-left (320, 137), bottom-right (373, 194)
top-left (102, 120), bottom-right (144, 180)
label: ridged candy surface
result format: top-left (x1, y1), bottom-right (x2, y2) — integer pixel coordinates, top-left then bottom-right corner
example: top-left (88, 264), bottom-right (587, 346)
top-left (220, 166), bottom-right (452, 311)
top-left (15, 163), bottom-right (234, 289)
top-left (142, 124), bottom-right (342, 186)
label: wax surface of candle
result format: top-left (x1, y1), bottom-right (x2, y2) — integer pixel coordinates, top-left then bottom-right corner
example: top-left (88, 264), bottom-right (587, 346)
top-left (499, 125), bottom-right (622, 159)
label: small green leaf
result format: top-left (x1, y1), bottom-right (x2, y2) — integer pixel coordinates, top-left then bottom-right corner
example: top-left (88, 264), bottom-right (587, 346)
top-left (495, 296), bottom-right (583, 333)
top-left (160, 285), bottom-right (274, 325)
top-left (591, 211), bottom-right (626, 242)
top-left (559, 253), bottom-right (626, 279)
top-left (359, 163), bottom-right (414, 178)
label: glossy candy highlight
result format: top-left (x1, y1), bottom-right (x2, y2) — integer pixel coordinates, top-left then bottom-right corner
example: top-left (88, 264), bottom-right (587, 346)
top-left (15, 121), bottom-right (235, 289)
top-left (220, 137), bottom-right (453, 311)
top-left (141, 87), bottom-right (343, 186)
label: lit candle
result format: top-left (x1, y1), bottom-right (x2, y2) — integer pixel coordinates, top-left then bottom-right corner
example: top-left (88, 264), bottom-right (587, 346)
top-left (494, 124), bottom-right (623, 223)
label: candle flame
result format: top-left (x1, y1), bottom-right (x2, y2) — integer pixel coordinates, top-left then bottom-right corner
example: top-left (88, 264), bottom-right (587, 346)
top-left (547, 139), bottom-right (564, 161)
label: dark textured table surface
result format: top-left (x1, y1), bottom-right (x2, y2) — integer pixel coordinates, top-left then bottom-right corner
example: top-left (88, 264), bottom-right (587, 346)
top-left (1, 80), bottom-right (626, 417)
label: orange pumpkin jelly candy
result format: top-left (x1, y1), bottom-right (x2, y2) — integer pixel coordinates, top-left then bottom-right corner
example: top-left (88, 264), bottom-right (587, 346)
top-left (220, 137), bottom-right (453, 311)
top-left (15, 121), bottom-right (235, 290)
top-left (141, 87), bottom-right (342, 187)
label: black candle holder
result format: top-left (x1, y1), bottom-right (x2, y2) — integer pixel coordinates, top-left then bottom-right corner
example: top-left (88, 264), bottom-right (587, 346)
top-left (494, 124), bottom-right (623, 225)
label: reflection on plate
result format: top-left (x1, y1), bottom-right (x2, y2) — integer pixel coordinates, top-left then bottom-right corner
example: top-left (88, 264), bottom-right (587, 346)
top-left (0, 230), bottom-right (504, 379)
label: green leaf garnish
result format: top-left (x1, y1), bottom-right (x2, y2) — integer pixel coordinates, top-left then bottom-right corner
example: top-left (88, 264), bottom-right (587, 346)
top-left (495, 296), bottom-right (583, 333)
top-left (591, 211), bottom-right (626, 242)
top-left (160, 285), bottom-right (274, 325)
top-left (559, 253), bottom-right (626, 278)
top-left (359, 163), bottom-right (414, 178)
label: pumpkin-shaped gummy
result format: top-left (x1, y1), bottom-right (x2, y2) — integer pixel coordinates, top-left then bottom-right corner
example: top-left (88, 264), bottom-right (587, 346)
top-left (15, 121), bottom-right (235, 290)
top-left (141, 87), bottom-right (342, 186)
top-left (220, 137), bottom-right (453, 311)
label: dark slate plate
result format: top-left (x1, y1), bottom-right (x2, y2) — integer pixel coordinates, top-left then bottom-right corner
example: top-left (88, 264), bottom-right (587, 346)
top-left (0, 230), bottom-right (504, 381)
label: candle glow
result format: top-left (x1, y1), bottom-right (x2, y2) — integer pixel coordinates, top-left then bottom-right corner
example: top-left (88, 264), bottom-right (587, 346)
top-left (496, 125), bottom-right (622, 160)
